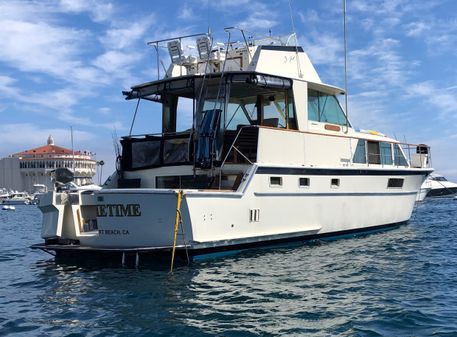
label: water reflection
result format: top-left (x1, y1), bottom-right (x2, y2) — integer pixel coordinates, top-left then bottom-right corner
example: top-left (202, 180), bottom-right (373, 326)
top-left (31, 226), bottom-right (419, 336)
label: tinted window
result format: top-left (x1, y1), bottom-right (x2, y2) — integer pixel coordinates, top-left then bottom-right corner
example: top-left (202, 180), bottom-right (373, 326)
top-left (387, 178), bottom-right (404, 188)
top-left (394, 144), bottom-right (408, 166)
top-left (270, 176), bottom-right (282, 186)
top-left (308, 90), bottom-right (349, 126)
top-left (353, 139), bottom-right (366, 163)
top-left (380, 142), bottom-right (393, 165)
top-left (367, 141), bottom-right (380, 164)
top-left (299, 177), bottom-right (310, 187)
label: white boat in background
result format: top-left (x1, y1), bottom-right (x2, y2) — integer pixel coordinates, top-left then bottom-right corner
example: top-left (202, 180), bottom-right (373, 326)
top-left (0, 188), bottom-right (9, 202)
top-left (424, 174), bottom-right (457, 197)
top-left (32, 30), bottom-right (433, 265)
top-left (2, 192), bottom-right (32, 205)
top-left (416, 178), bottom-right (432, 201)
top-left (2, 205), bottom-right (16, 211)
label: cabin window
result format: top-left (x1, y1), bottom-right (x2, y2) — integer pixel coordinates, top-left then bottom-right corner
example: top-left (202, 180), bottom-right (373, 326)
top-left (262, 92), bottom-right (296, 129)
top-left (308, 89), bottom-right (349, 126)
top-left (226, 101), bottom-right (254, 130)
top-left (270, 176), bottom-right (282, 186)
top-left (131, 141), bottom-right (161, 168)
top-left (380, 142), bottom-right (393, 165)
top-left (353, 139), bottom-right (366, 164)
top-left (331, 178), bottom-right (340, 188)
top-left (367, 141), bottom-right (381, 164)
top-left (156, 175), bottom-right (214, 189)
top-left (176, 97), bottom-right (193, 132)
top-left (299, 177), bottom-right (310, 187)
top-left (225, 90), bottom-right (296, 131)
top-left (394, 144), bottom-right (408, 166)
top-left (387, 178), bottom-right (404, 188)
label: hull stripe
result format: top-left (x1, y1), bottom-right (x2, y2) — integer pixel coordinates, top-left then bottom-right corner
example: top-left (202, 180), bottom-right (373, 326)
top-left (254, 191), bottom-right (417, 197)
top-left (256, 166), bottom-right (431, 176)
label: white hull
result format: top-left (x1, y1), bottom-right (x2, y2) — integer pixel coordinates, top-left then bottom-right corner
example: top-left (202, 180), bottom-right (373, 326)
top-left (416, 187), bottom-right (431, 201)
top-left (36, 166), bottom-right (426, 255)
top-left (2, 199), bottom-right (30, 205)
top-left (420, 174), bottom-right (457, 198)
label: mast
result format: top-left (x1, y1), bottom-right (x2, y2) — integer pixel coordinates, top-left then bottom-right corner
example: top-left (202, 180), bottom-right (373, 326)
top-left (343, 0), bottom-right (349, 133)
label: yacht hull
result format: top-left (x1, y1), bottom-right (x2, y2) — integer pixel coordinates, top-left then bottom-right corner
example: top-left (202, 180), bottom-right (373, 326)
top-left (33, 167), bottom-right (429, 263)
top-left (427, 187), bottom-right (457, 197)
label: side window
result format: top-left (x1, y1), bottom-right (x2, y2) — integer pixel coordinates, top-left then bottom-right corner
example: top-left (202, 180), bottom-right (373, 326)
top-left (394, 144), bottom-right (408, 166)
top-left (307, 89), bottom-right (349, 126)
top-left (353, 139), bottom-right (366, 163)
top-left (367, 141), bottom-right (380, 164)
top-left (263, 94), bottom-right (286, 128)
top-left (299, 177), bottom-right (310, 187)
top-left (380, 142), bottom-right (393, 165)
top-left (226, 101), bottom-right (252, 131)
top-left (308, 90), bottom-right (319, 121)
top-left (270, 176), bottom-right (282, 186)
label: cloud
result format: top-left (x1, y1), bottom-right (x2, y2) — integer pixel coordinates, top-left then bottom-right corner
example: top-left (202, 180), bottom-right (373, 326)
top-left (0, 76), bottom-right (18, 97)
top-left (405, 21), bottom-right (430, 37)
top-left (100, 15), bottom-right (155, 50)
top-left (297, 9), bottom-right (320, 26)
top-left (93, 50), bottom-right (143, 74)
top-left (58, 0), bottom-right (115, 22)
top-left (349, 38), bottom-right (407, 90)
top-left (0, 19), bottom-right (92, 81)
top-left (213, 0), bottom-right (251, 8)
top-left (407, 81), bottom-right (457, 118)
top-left (301, 34), bottom-right (343, 66)
top-left (178, 4), bottom-right (194, 20)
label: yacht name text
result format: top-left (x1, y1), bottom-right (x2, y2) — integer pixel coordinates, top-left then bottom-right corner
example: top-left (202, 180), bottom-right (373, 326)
top-left (96, 204), bottom-right (141, 217)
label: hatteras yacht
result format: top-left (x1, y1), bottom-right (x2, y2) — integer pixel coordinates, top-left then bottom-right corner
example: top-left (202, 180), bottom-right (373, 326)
top-left (33, 31), bottom-right (433, 264)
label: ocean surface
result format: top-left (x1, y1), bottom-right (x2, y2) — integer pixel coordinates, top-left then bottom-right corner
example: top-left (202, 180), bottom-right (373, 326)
top-left (1, 198), bottom-right (457, 337)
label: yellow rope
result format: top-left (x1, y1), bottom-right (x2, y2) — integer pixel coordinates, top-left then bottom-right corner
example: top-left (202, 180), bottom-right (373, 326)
top-left (170, 190), bottom-right (183, 273)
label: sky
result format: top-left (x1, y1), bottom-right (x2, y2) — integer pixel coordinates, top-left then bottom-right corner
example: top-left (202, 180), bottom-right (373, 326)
top-left (1, 0), bottom-right (456, 182)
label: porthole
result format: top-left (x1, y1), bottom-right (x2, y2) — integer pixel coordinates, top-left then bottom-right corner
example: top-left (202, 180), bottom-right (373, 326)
top-left (299, 177), bottom-right (310, 187)
top-left (387, 178), bottom-right (404, 188)
top-left (270, 176), bottom-right (282, 186)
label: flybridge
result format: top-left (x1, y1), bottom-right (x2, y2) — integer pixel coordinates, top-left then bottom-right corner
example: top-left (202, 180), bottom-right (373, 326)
top-left (144, 29), bottom-right (326, 84)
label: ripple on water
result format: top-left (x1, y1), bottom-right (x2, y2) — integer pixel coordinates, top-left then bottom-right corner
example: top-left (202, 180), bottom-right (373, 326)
top-left (0, 199), bottom-right (457, 336)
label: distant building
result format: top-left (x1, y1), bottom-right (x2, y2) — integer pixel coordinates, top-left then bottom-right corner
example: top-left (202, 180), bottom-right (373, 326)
top-left (0, 135), bottom-right (96, 192)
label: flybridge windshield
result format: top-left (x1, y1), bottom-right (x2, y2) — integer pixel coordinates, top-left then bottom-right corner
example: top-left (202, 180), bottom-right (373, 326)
top-left (121, 72), bottom-right (296, 170)
top-left (308, 89), bottom-right (349, 126)
top-left (124, 73), bottom-right (295, 132)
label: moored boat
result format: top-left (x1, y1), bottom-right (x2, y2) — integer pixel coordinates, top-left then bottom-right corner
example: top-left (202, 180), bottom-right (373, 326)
top-left (416, 178), bottom-right (432, 202)
top-left (2, 192), bottom-right (32, 205)
top-left (424, 173), bottom-right (457, 197)
top-left (32, 30), bottom-right (433, 265)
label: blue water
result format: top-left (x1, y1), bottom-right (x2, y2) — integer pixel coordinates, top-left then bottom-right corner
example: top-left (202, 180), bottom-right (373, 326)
top-left (1, 198), bottom-right (457, 336)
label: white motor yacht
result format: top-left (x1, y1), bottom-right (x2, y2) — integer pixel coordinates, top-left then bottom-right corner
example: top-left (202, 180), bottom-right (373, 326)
top-left (423, 174), bottom-right (457, 197)
top-left (32, 31), bottom-right (433, 264)
top-left (0, 188), bottom-right (10, 202)
top-left (2, 192), bottom-right (32, 205)
top-left (416, 177), bottom-right (432, 201)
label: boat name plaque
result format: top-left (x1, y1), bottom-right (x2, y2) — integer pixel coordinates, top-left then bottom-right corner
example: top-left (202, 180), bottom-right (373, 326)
top-left (96, 204), bottom-right (142, 217)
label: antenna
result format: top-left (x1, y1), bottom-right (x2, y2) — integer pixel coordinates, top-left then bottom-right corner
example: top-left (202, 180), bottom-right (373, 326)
top-left (288, 0), bottom-right (302, 77)
top-left (343, 0), bottom-right (349, 133)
